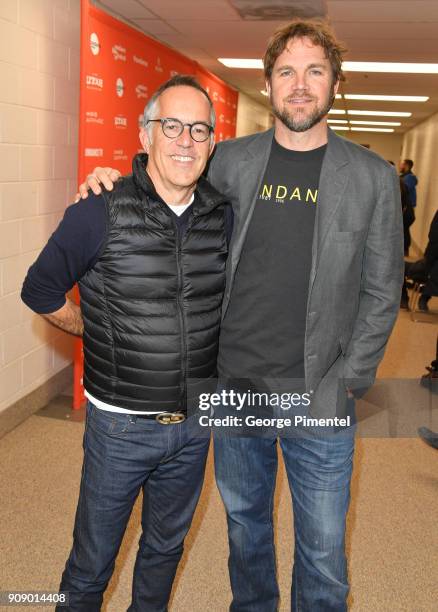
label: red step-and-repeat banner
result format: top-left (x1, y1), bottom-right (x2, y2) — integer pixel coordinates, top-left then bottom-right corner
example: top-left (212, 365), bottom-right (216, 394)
top-left (73, 0), bottom-right (238, 408)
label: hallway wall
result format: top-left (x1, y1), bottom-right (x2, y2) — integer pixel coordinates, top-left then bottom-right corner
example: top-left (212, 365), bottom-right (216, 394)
top-left (401, 110), bottom-right (438, 252)
top-left (341, 130), bottom-right (403, 166)
top-left (0, 0), bottom-right (80, 414)
top-left (235, 92), bottom-right (273, 137)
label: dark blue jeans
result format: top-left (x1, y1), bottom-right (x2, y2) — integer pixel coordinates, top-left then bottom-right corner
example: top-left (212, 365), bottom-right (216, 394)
top-left (58, 403), bottom-right (210, 612)
top-left (214, 428), bottom-right (355, 612)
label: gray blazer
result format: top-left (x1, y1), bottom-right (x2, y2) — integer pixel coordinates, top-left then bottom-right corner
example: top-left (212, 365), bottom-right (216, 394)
top-left (208, 128), bottom-right (404, 417)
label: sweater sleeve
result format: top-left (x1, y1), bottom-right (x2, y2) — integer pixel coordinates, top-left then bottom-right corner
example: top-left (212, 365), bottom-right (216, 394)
top-left (21, 194), bottom-right (107, 314)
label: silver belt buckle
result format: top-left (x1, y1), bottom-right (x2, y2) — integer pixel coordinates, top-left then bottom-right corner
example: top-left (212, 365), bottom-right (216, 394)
top-left (155, 412), bottom-right (186, 425)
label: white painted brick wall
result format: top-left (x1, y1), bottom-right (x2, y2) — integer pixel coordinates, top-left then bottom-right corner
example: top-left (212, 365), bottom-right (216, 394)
top-left (0, 0), bottom-right (79, 413)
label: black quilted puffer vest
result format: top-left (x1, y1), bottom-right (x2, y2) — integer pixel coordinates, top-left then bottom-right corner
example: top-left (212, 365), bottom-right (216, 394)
top-left (79, 154), bottom-right (228, 412)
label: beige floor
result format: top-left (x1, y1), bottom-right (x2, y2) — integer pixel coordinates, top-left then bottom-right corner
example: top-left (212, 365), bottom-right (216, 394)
top-left (0, 306), bottom-right (437, 612)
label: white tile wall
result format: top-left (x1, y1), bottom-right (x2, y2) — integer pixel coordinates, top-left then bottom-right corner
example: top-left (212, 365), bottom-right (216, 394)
top-left (0, 220), bottom-right (21, 259)
top-left (0, 292), bottom-right (22, 333)
top-left (54, 3), bottom-right (80, 48)
top-left (0, 62), bottom-right (20, 105)
top-left (37, 109), bottom-right (69, 146)
top-left (0, 360), bottom-right (22, 404)
top-left (0, 0), bottom-right (79, 413)
top-left (3, 317), bottom-right (58, 365)
top-left (36, 179), bottom-right (69, 214)
top-left (20, 68), bottom-right (55, 110)
top-left (20, 0), bottom-right (69, 37)
top-left (22, 343), bottom-right (54, 387)
top-left (37, 36), bottom-right (70, 80)
top-left (1, 182), bottom-right (39, 220)
top-left (54, 75), bottom-right (79, 114)
top-left (21, 214), bottom-right (57, 252)
top-left (0, 19), bottom-right (37, 69)
top-left (0, 104), bottom-right (38, 144)
top-left (20, 145), bottom-right (54, 181)
top-left (0, 144), bottom-right (20, 181)
top-left (2, 250), bottom-right (38, 295)
top-left (54, 144), bottom-right (78, 179)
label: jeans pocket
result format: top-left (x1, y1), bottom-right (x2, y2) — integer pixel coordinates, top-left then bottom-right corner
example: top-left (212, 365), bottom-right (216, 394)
top-left (88, 403), bottom-right (132, 436)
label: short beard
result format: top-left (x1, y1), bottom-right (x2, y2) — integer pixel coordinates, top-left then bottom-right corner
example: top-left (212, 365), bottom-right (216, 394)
top-left (271, 90), bottom-right (335, 133)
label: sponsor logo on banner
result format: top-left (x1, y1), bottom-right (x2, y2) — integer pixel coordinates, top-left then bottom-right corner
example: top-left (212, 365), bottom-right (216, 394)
top-left (155, 57), bottom-right (163, 72)
top-left (85, 148), bottom-right (103, 157)
top-left (219, 113), bottom-right (225, 123)
top-left (219, 96), bottom-right (225, 103)
top-left (226, 118), bottom-right (231, 124)
top-left (90, 32), bottom-right (100, 55)
top-left (135, 84), bottom-right (148, 99)
top-left (85, 111), bottom-right (104, 125)
top-left (116, 77), bottom-right (124, 97)
top-left (133, 55), bottom-right (148, 68)
top-left (113, 149), bottom-right (128, 161)
top-left (112, 44), bottom-right (127, 62)
top-left (114, 115), bottom-right (127, 128)
top-left (212, 91), bottom-right (219, 101)
top-left (86, 74), bottom-right (103, 91)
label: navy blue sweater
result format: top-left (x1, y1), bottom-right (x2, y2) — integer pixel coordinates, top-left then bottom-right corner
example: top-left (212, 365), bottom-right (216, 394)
top-left (22, 192), bottom-right (233, 314)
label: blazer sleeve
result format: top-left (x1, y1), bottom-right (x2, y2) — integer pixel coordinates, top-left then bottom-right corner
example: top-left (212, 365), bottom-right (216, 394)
top-left (343, 165), bottom-right (404, 391)
top-left (207, 144), bottom-right (224, 191)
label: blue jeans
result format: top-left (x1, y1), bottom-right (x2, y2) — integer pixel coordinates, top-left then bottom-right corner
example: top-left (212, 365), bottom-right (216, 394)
top-left (214, 428), bottom-right (355, 612)
top-left (58, 403), bottom-right (210, 612)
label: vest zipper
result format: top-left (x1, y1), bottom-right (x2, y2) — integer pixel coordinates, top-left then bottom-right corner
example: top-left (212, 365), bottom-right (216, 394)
top-left (174, 219), bottom-right (187, 411)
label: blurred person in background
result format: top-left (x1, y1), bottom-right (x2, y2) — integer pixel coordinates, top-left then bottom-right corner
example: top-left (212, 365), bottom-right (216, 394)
top-left (399, 158), bottom-right (418, 256)
top-left (402, 210), bottom-right (438, 311)
top-left (399, 158), bottom-right (418, 208)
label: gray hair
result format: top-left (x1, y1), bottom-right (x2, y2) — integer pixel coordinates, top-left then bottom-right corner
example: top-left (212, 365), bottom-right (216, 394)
top-left (142, 74), bottom-right (216, 141)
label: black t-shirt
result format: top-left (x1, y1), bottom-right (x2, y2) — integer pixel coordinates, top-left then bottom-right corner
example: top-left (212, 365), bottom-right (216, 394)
top-left (218, 138), bottom-right (327, 384)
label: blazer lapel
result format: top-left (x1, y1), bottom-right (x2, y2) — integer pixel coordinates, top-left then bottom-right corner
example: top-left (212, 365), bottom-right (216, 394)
top-left (308, 130), bottom-right (350, 292)
top-left (229, 129), bottom-right (274, 277)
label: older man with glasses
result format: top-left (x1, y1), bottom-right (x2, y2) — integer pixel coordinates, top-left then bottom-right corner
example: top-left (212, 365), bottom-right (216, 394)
top-left (21, 75), bottom-right (232, 612)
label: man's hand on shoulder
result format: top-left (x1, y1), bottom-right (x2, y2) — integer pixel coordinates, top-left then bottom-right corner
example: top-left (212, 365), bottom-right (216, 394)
top-left (75, 167), bottom-right (122, 202)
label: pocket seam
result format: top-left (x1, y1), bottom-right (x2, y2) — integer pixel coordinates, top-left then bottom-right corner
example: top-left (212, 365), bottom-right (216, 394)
top-left (333, 229), bottom-right (366, 243)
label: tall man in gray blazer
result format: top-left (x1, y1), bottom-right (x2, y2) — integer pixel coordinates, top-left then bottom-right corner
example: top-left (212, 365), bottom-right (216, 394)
top-left (208, 19), bottom-right (401, 611)
top-left (80, 19), bottom-right (403, 612)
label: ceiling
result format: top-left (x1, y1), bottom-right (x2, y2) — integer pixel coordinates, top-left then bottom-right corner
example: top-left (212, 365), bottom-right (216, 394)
top-left (95, 0), bottom-right (438, 134)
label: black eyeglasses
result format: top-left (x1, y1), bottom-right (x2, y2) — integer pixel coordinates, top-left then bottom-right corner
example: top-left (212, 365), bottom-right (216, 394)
top-left (146, 117), bottom-right (214, 142)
